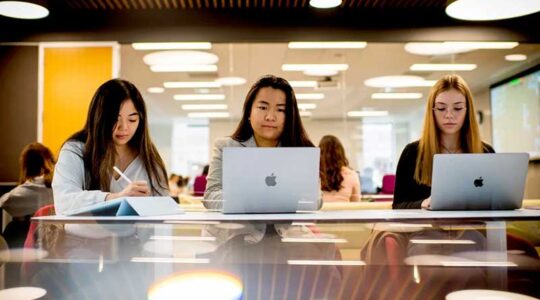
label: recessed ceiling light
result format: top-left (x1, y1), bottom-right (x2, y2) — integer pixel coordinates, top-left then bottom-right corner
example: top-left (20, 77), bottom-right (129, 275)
top-left (444, 41), bottom-right (518, 49)
top-left (303, 69), bottom-right (339, 76)
top-left (364, 75), bottom-right (434, 88)
top-left (282, 64), bottom-right (349, 72)
top-left (410, 64), bottom-right (477, 71)
top-left (288, 41), bottom-right (366, 49)
top-left (505, 54), bottom-right (527, 61)
top-left (0, 1), bottom-right (49, 19)
top-left (174, 94), bottom-right (225, 101)
top-left (289, 81), bottom-right (318, 88)
top-left (188, 112), bottom-right (230, 118)
top-left (309, 0), bottom-right (342, 9)
top-left (446, 0), bottom-right (540, 21)
top-left (181, 104), bottom-right (228, 110)
top-left (347, 111), bottom-right (389, 117)
top-left (143, 51), bottom-right (218, 66)
top-left (296, 93), bottom-right (325, 100)
top-left (164, 81), bottom-right (222, 88)
top-left (151, 65), bottom-right (218, 72)
top-left (147, 87), bottom-right (165, 94)
top-left (132, 42), bottom-right (212, 50)
top-left (372, 93), bottom-right (423, 99)
top-left (404, 42), bottom-right (476, 56)
top-left (215, 76), bottom-right (247, 86)
top-left (298, 103), bottom-right (317, 110)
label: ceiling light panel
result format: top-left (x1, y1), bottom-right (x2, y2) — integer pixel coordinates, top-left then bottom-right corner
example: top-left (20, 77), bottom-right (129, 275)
top-left (132, 42), bottom-right (212, 50)
top-left (364, 75), bottom-right (434, 88)
top-left (282, 64), bottom-right (349, 72)
top-left (143, 51), bottom-right (218, 66)
top-left (298, 103), bottom-right (317, 110)
top-left (215, 77), bottom-right (247, 86)
top-left (505, 54), bottom-right (527, 61)
top-left (164, 82), bottom-right (222, 88)
top-left (288, 42), bottom-right (367, 49)
top-left (410, 64), bottom-right (477, 71)
top-left (309, 0), bottom-right (343, 9)
top-left (446, 0), bottom-right (540, 21)
top-left (150, 64), bottom-right (218, 73)
top-left (0, 1), bottom-right (49, 19)
top-left (289, 81), bottom-right (318, 88)
top-left (147, 87), bottom-right (165, 93)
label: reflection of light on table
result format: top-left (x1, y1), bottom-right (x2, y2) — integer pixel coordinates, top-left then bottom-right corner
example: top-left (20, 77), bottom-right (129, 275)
top-left (287, 260), bottom-right (366, 266)
top-left (0, 248), bottom-right (48, 262)
top-left (410, 239), bottom-right (476, 245)
top-left (132, 257), bottom-right (210, 264)
top-left (446, 289), bottom-right (537, 300)
top-left (281, 237), bottom-right (348, 244)
top-left (150, 235), bottom-right (217, 242)
top-left (0, 287), bottom-right (47, 300)
top-left (148, 271), bottom-right (242, 300)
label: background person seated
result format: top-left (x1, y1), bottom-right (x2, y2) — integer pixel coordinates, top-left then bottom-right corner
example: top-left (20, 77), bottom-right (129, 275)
top-left (0, 143), bottom-right (55, 248)
top-left (319, 135), bottom-right (361, 202)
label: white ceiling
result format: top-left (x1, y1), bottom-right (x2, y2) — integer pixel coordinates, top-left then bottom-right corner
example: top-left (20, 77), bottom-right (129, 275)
top-left (120, 42), bottom-right (540, 122)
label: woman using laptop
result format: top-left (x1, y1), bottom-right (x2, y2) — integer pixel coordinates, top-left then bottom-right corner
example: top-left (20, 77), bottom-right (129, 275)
top-left (52, 79), bottom-right (169, 215)
top-left (319, 135), bottom-right (362, 202)
top-left (393, 74), bottom-right (494, 209)
top-left (204, 75), bottom-right (314, 209)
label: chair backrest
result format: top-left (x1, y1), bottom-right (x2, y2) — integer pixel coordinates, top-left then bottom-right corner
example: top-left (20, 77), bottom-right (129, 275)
top-left (24, 204), bottom-right (55, 248)
top-left (193, 175), bottom-right (207, 197)
top-left (380, 174), bottom-right (396, 194)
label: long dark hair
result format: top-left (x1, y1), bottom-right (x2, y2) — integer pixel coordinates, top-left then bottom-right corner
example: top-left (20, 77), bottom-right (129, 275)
top-left (231, 75), bottom-right (314, 147)
top-left (19, 143), bottom-right (56, 188)
top-left (67, 79), bottom-right (168, 194)
top-left (319, 135), bottom-right (349, 192)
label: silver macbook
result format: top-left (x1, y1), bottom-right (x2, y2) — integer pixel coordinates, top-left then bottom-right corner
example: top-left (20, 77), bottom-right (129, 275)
top-left (222, 148), bottom-right (320, 214)
top-left (430, 153), bottom-right (529, 210)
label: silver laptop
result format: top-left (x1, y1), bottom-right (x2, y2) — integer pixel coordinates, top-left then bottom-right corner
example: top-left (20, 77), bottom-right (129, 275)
top-left (430, 153), bottom-right (529, 210)
top-left (222, 148), bottom-right (320, 214)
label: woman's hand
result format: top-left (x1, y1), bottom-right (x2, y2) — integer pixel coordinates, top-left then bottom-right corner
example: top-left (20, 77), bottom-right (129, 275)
top-left (106, 181), bottom-right (150, 200)
top-left (421, 197), bottom-right (431, 209)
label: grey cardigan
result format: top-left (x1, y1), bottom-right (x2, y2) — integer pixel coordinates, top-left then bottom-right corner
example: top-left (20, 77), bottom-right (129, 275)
top-left (203, 136), bottom-right (321, 210)
top-left (204, 136), bottom-right (257, 209)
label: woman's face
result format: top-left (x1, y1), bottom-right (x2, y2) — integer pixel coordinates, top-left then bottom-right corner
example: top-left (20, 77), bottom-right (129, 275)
top-left (433, 88), bottom-right (467, 136)
top-left (112, 99), bottom-right (140, 146)
top-left (249, 87), bottom-right (286, 147)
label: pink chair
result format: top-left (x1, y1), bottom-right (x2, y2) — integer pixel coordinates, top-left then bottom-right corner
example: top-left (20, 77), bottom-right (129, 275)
top-left (374, 174), bottom-right (395, 201)
top-left (192, 175), bottom-right (207, 197)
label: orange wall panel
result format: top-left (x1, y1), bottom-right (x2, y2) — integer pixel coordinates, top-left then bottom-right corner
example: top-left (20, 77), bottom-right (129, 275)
top-left (43, 47), bottom-right (113, 154)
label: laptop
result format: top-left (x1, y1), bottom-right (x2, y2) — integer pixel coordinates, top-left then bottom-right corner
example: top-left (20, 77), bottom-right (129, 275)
top-left (222, 148), bottom-right (320, 214)
top-left (430, 153), bottom-right (529, 210)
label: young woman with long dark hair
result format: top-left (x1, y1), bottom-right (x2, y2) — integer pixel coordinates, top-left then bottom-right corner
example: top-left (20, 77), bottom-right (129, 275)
top-left (52, 79), bottom-right (168, 214)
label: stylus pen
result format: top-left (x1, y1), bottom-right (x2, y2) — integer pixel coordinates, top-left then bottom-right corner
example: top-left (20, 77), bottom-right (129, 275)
top-left (113, 166), bottom-right (133, 184)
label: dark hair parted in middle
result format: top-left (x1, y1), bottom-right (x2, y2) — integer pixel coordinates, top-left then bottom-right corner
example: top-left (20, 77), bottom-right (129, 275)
top-left (319, 135), bottom-right (350, 192)
top-left (231, 75), bottom-right (314, 147)
top-left (67, 79), bottom-right (168, 194)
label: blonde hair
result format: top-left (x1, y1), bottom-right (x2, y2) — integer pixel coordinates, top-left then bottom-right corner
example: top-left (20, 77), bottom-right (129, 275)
top-left (414, 74), bottom-right (484, 186)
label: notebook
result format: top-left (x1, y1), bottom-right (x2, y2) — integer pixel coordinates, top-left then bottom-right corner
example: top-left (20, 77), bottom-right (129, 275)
top-left (430, 153), bottom-right (529, 210)
top-left (64, 196), bottom-right (183, 216)
top-left (222, 148), bottom-right (320, 214)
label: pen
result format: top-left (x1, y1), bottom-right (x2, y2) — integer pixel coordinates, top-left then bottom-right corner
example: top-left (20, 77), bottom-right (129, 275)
top-left (113, 166), bottom-right (133, 184)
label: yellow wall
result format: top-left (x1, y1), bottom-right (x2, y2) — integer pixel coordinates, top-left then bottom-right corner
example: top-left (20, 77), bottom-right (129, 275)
top-left (43, 47), bottom-right (114, 155)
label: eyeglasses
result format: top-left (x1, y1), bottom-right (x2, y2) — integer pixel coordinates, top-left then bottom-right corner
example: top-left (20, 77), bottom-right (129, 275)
top-left (432, 106), bottom-right (466, 115)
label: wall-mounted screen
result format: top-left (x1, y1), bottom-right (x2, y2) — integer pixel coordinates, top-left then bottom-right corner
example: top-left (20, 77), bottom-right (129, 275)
top-left (491, 66), bottom-right (540, 159)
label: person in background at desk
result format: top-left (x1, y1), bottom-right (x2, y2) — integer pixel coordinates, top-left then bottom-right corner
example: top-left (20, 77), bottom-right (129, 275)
top-left (52, 79), bottom-right (169, 215)
top-left (0, 143), bottom-right (55, 247)
top-left (319, 135), bottom-right (361, 202)
top-left (204, 75), bottom-right (315, 209)
top-left (393, 74), bottom-right (494, 209)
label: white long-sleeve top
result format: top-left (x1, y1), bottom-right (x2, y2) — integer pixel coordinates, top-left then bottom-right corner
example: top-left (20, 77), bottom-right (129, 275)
top-left (52, 141), bottom-right (168, 215)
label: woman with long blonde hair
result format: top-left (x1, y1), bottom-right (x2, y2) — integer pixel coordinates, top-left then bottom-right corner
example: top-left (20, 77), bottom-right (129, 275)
top-left (393, 74), bottom-right (494, 209)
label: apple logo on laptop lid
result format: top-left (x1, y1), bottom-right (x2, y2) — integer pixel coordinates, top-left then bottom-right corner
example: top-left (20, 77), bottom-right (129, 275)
top-left (265, 173), bottom-right (277, 187)
top-left (474, 176), bottom-right (484, 188)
